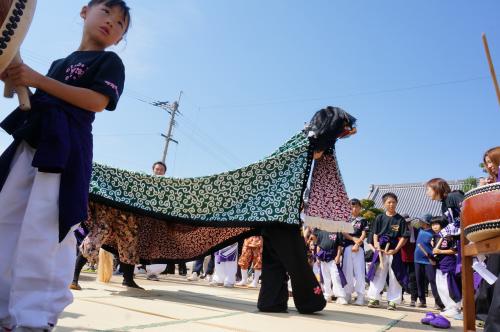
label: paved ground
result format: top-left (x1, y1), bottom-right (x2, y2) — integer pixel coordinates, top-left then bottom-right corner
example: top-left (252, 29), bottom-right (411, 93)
top-left (55, 272), bottom-right (467, 332)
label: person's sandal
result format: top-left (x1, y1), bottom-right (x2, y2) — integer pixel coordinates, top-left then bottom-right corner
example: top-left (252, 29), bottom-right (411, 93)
top-left (367, 299), bottom-right (380, 308)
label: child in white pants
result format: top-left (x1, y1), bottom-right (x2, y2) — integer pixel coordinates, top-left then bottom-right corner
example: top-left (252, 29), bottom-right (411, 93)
top-left (0, 1), bottom-right (131, 330)
top-left (342, 198), bottom-right (368, 305)
top-left (312, 229), bottom-right (347, 304)
top-left (431, 218), bottom-right (461, 318)
top-left (212, 243), bottom-right (238, 287)
top-left (366, 193), bottom-right (409, 310)
top-left (0, 143), bottom-right (77, 330)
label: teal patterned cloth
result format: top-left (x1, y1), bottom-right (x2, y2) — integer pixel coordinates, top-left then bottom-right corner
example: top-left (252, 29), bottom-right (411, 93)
top-left (90, 133), bottom-right (312, 227)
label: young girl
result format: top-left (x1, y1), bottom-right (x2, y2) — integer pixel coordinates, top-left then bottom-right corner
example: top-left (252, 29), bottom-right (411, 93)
top-left (431, 217), bottom-right (461, 318)
top-left (0, 1), bottom-right (130, 330)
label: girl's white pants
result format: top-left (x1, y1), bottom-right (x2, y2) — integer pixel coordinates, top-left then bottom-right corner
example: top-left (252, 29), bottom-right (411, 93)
top-left (436, 269), bottom-right (461, 312)
top-left (0, 142), bottom-right (76, 329)
top-left (342, 245), bottom-right (366, 299)
top-left (320, 260), bottom-right (346, 299)
top-left (367, 254), bottom-right (402, 304)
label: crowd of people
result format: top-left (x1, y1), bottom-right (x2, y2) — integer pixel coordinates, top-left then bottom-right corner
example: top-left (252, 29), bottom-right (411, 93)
top-left (70, 145), bottom-right (499, 331)
top-left (0, 0), bottom-right (498, 331)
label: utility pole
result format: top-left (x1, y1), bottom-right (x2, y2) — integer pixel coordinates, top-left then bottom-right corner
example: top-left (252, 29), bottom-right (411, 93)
top-left (152, 90), bottom-right (183, 164)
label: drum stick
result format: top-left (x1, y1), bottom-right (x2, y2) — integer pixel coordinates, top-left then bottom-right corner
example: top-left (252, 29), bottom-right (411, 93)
top-left (379, 242), bottom-right (390, 269)
top-left (417, 243), bottom-right (436, 266)
top-left (434, 237), bottom-right (444, 250)
top-left (482, 33), bottom-right (500, 107)
top-left (4, 52), bottom-right (30, 110)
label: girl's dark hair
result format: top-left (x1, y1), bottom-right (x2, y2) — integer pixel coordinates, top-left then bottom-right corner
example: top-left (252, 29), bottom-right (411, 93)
top-left (426, 178), bottom-right (451, 200)
top-left (382, 192), bottom-right (398, 203)
top-left (88, 0), bottom-right (131, 34)
top-left (430, 216), bottom-right (446, 226)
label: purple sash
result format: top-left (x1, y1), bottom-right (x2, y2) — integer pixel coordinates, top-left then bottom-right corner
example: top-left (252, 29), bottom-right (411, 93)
top-left (438, 255), bottom-right (461, 302)
top-left (316, 248), bottom-right (335, 262)
top-left (337, 262), bottom-right (347, 288)
top-left (366, 235), bottom-right (408, 288)
top-left (215, 243), bottom-right (238, 263)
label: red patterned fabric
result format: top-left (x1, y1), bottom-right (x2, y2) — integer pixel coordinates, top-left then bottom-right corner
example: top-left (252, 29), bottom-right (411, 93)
top-left (305, 153), bottom-right (351, 223)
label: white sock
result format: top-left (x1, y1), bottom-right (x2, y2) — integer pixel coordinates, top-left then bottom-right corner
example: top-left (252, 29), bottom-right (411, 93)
top-left (240, 269), bottom-right (248, 283)
top-left (252, 270), bottom-right (261, 285)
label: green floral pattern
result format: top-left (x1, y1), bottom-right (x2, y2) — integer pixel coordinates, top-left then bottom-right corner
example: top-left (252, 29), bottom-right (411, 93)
top-left (90, 133), bottom-right (311, 226)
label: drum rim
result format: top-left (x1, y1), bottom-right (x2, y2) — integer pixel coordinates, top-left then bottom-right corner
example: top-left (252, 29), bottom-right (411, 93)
top-left (464, 219), bottom-right (500, 235)
top-left (0, 0), bottom-right (36, 72)
top-left (464, 182), bottom-right (500, 200)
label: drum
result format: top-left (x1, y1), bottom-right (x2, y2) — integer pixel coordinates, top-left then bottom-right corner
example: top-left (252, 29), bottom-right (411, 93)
top-left (0, 0), bottom-right (37, 110)
top-left (462, 183), bottom-right (500, 242)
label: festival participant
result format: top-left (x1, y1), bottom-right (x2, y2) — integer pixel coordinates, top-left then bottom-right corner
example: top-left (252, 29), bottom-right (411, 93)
top-left (0, 1), bottom-right (130, 330)
top-left (311, 230), bottom-right (347, 304)
top-left (425, 178), bottom-right (464, 238)
top-left (431, 217), bottom-right (462, 318)
top-left (400, 213), bottom-right (418, 306)
top-left (211, 243), bottom-right (238, 288)
top-left (476, 146), bottom-right (500, 332)
top-left (366, 193), bottom-right (409, 311)
top-left (342, 198), bottom-right (368, 306)
top-left (143, 161), bottom-right (168, 281)
top-left (413, 214), bottom-right (444, 310)
top-left (236, 236), bottom-right (263, 287)
top-left (257, 106), bottom-right (356, 314)
top-left (71, 162), bottom-right (173, 290)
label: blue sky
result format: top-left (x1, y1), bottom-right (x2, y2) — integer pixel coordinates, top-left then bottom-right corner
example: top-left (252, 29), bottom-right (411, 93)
top-left (0, 1), bottom-right (498, 199)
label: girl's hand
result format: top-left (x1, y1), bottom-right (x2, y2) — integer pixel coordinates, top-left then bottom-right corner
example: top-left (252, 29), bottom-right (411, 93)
top-left (334, 256), bottom-right (341, 265)
top-left (433, 248), bottom-right (441, 255)
top-left (5, 63), bottom-right (43, 88)
top-left (352, 244), bottom-right (359, 252)
top-left (386, 249), bottom-right (396, 256)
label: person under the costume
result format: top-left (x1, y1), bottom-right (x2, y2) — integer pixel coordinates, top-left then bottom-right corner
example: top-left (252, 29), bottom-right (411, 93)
top-left (236, 236), bottom-right (263, 287)
top-left (431, 217), bottom-right (462, 318)
top-left (70, 203), bottom-right (144, 290)
top-left (367, 192), bottom-right (409, 310)
top-left (342, 198), bottom-right (369, 306)
top-left (257, 106), bottom-right (356, 314)
top-left (0, 1), bottom-right (130, 330)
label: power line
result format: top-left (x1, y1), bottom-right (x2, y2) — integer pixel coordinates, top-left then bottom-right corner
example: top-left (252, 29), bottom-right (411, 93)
top-left (194, 76), bottom-right (490, 110)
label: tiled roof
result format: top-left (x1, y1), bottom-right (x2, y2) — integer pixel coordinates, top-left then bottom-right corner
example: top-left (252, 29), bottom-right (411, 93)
top-left (366, 180), bottom-right (466, 218)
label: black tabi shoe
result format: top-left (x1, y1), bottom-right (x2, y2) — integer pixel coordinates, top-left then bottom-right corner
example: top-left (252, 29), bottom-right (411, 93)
top-left (122, 279), bottom-right (144, 290)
